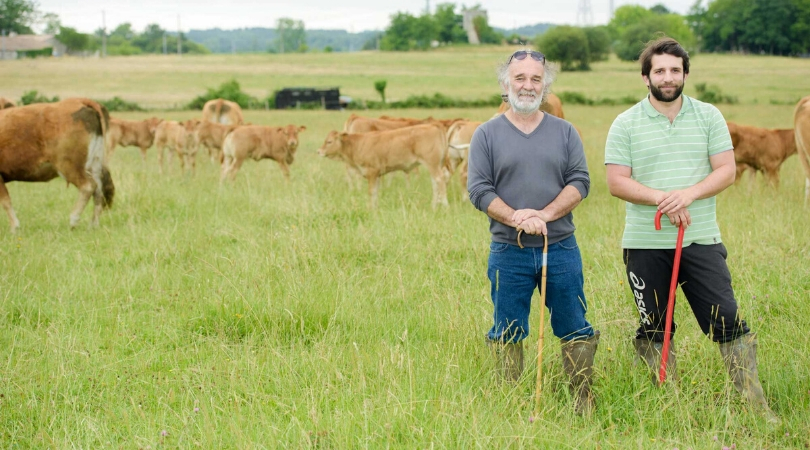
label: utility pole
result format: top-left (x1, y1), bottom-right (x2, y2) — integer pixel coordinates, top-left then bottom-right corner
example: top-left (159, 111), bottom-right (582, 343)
top-left (0, 15), bottom-right (5, 61)
top-left (577, 0), bottom-right (593, 26)
top-left (101, 10), bottom-right (107, 58)
top-left (177, 14), bottom-right (181, 55)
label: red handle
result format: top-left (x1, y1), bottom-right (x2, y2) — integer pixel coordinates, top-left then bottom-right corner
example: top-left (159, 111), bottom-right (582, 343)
top-left (655, 209), bottom-right (684, 385)
top-left (654, 210), bottom-right (664, 231)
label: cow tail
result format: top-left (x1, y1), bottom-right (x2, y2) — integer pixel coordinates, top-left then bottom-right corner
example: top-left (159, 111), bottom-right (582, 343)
top-left (82, 99), bottom-right (115, 208)
top-left (444, 121), bottom-right (462, 172)
top-left (101, 166), bottom-right (115, 208)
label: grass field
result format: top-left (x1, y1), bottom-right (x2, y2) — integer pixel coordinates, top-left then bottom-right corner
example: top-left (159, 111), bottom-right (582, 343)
top-left (0, 48), bottom-right (809, 448)
top-left (1, 46), bottom-right (809, 109)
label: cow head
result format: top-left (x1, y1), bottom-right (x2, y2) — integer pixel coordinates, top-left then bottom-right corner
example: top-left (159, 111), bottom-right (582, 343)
top-left (281, 124), bottom-right (306, 164)
top-left (317, 130), bottom-right (347, 160)
top-left (146, 117), bottom-right (163, 135)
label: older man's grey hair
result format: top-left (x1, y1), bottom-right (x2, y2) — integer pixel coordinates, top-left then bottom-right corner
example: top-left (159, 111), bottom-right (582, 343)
top-left (497, 50), bottom-right (558, 104)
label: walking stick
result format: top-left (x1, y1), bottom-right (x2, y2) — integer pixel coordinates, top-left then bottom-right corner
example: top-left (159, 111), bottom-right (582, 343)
top-left (654, 210), bottom-right (684, 385)
top-left (534, 233), bottom-right (548, 415)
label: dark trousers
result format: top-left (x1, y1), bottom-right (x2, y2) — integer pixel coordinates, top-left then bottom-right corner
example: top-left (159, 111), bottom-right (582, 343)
top-left (623, 243), bottom-right (750, 344)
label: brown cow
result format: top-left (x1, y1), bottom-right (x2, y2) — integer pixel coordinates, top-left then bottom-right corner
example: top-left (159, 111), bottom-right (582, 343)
top-left (221, 124), bottom-right (306, 182)
top-left (317, 124), bottom-right (449, 208)
top-left (202, 99), bottom-right (244, 125)
top-left (0, 97), bottom-right (14, 109)
top-left (195, 121), bottom-right (237, 162)
top-left (343, 114), bottom-right (438, 134)
top-left (106, 117), bottom-right (163, 161)
top-left (727, 121), bottom-right (796, 189)
top-left (794, 96), bottom-right (810, 206)
top-left (0, 98), bottom-right (114, 232)
top-left (496, 92), bottom-right (565, 118)
top-left (154, 120), bottom-right (192, 175)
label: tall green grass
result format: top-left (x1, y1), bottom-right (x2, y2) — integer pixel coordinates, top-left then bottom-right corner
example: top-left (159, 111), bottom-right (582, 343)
top-left (0, 50), bottom-right (808, 448)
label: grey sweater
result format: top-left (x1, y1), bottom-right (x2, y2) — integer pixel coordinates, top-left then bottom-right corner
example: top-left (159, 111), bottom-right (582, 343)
top-left (467, 113), bottom-right (590, 247)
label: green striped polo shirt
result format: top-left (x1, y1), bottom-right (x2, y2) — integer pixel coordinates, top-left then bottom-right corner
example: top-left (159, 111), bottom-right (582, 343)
top-left (604, 94), bottom-right (733, 249)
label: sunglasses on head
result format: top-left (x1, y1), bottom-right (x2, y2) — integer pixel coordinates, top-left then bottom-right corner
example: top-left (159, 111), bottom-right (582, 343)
top-left (508, 50), bottom-right (545, 64)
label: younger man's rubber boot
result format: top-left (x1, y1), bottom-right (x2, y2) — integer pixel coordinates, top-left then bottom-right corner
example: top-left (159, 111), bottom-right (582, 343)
top-left (718, 333), bottom-right (780, 424)
top-left (634, 337), bottom-right (677, 385)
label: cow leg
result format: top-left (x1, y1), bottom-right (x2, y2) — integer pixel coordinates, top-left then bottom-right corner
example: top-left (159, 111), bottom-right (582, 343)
top-left (428, 167), bottom-right (448, 208)
top-left (139, 146), bottom-right (148, 163)
top-left (345, 164), bottom-right (360, 190)
top-left (0, 179), bottom-right (20, 233)
top-left (158, 145), bottom-right (166, 175)
top-left (223, 157), bottom-right (244, 182)
top-left (765, 168), bottom-right (780, 189)
top-left (795, 147), bottom-right (810, 207)
top-left (278, 162), bottom-right (291, 181)
top-left (69, 181), bottom-right (95, 228)
top-left (367, 173), bottom-right (380, 208)
top-left (220, 155), bottom-right (232, 183)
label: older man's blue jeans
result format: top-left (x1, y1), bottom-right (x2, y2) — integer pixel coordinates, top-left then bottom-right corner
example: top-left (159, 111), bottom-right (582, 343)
top-left (486, 234), bottom-right (594, 343)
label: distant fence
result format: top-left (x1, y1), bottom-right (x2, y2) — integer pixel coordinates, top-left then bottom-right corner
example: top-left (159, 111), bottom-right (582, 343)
top-left (275, 87), bottom-right (341, 110)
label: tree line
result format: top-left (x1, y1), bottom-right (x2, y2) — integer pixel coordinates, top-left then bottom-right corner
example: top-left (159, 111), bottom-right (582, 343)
top-left (377, 1), bottom-right (810, 69)
top-left (3, 0), bottom-right (810, 61)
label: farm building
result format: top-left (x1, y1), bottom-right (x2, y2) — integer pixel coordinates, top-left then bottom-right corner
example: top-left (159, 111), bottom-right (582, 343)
top-left (0, 33), bottom-right (66, 59)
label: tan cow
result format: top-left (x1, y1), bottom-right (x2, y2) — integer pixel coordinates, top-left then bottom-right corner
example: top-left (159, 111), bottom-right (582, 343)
top-left (202, 99), bottom-right (244, 125)
top-left (106, 117), bottom-right (163, 161)
top-left (317, 124), bottom-right (449, 208)
top-left (794, 96), bottom-right (810, 206)
top-left (343, 114), bottom-right (437, 134)
top-left (727, 121), bottom-right (796, 189)
top-left (221, 124), bottom-right (306, 182)
top-left (0, 97), bottom-right (14, 109)
top-left (496, 92), bottom-right (565, 118)
top-left (195, 121), bottom-right (237, 162)
top-left (0, 98), bottom-right (114, 232)
top-left (154, 120), bottom-right (192, 174)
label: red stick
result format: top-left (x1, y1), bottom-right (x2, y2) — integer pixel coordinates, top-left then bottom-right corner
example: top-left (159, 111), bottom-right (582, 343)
top-left (654, 210), bottom-right (684, 385)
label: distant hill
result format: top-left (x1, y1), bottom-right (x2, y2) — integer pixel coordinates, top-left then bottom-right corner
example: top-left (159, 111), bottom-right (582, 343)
top-left (186, 28), bottom-right (381, 53)
top-left (494, 23), bottom-right (556, 38)
top-left (186, 23), bottom-right (555, 54)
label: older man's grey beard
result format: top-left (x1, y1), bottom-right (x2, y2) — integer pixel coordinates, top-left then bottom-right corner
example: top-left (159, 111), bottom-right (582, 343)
top-left (508, 88), bottom-right (544, 115)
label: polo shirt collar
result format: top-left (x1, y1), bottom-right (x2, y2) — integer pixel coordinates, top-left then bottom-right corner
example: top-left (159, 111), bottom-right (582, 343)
top-left (641, 94), bottom-right (693, 118)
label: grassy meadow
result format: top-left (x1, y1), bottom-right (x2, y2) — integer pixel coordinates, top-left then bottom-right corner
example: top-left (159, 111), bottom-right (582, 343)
top-left (0, 47), bottom-right (809, 448)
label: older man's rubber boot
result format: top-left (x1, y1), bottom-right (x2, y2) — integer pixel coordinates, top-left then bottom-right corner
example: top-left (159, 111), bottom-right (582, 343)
top-left (718, 333), bottom-right (780, 424)
top-left (487, 340), bottom-right (524, 383)
top-left (634, 338), bottom-right (677, 385)
top-left (561, 332), bottom-right (599, 415)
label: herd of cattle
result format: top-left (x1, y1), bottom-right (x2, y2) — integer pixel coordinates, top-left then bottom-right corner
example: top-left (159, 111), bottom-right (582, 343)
top-left (0, 94), bottom-right (809, 233)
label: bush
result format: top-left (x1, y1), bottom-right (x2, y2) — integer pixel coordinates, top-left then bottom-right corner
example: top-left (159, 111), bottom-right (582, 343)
top-left (614, 16), bottom-right (695, 61)
top-left (557, 91), bottom-right (640, 106)
top-left (537, 25), bottom-right (590, 71)
top-left (187, 79), bottom-right (260, 110)
top-left (346, 93), bottom-right (502, 110)
top-left (694, 83), bottom-right (738, 104)
top-left (20, 90), bottom-right (59, 105)
top-left (97, 96), bottom-right (145, 112)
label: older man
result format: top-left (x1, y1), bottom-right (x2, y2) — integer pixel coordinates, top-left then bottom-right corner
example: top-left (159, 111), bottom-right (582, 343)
top-left (467, 50), bottom-right (598, 414)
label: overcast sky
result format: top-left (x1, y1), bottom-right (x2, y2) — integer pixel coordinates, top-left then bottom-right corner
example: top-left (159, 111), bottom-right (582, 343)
top-left (35, 1), bottom-right (696, 34)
